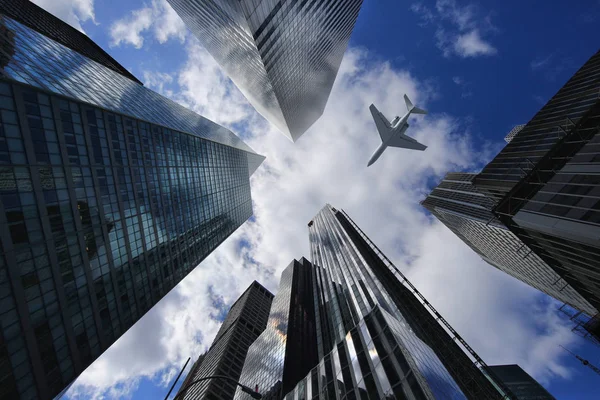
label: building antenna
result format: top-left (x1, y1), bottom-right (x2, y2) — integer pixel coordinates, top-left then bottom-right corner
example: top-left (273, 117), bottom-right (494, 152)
top-left (559, 345), bottom-right (600, 376)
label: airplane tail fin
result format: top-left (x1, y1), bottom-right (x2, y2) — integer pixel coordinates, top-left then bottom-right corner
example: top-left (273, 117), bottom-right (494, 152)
top-left (404, 94), bottom-right (427, 115)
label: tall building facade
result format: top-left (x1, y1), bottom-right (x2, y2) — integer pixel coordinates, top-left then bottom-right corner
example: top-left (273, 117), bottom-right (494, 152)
top-left (236, 258), bottom-right (320, 399)
top-left (422, 173), bottom-right (596, 316)
top-left (166, 0), bottom-right (364, 142)
top-left (0, 1), bottom-right (264, 399)
top-left (235, 206), bottom-right (514, 400)
top-left (179, 281), bottom-right (273, 400)
top-left (487, 365), bottom-right (556, 400)
top-left (472, 50), bottom-right (600, 326)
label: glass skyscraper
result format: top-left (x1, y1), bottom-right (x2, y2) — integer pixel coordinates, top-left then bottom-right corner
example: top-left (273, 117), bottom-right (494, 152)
top-left (235, 206), bottom-right (513, 400)
top-left (236, 258), bottom-right (320, 400)
top-left (0, 1), bottom-right (264, 399)
top-left (178, 281), bottom-right (273, 400)
top-left (473, 49), bottom-right (600, 338)
top-left (166, 0), bottom-right (364, 142)
top-left (422, 172), bottom-right (596, 316)
top-left (487, 365), bottom-right (556, 400)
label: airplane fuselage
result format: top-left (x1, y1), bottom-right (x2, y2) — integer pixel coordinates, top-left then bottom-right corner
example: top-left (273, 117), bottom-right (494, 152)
top-left (367, 142), bottom-right (388, 166)
top-left (367, 113), bottom-right (409, 166)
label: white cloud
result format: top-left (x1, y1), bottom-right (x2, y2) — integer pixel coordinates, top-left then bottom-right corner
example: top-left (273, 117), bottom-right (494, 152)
top-left (142, 71), bottom-right (175, 98)
top-left (31, 0), bottom-right (96, 32)
top-left (412, 0), bottom-right (498, 58)
top-left (109, 0), bottom-right (187, 49)
top-left (531, 55), bottom-right (553, 70)
top-left (453, 29), bottom-right (497, 57)
top-left (452, 76), bottom-right (473, 98)
top-left (153, 1), bottom-right (187, 44)
top-left (67, 234), bottom-right (275, 400)
top-left (530, 53), bottom-right (575, 81)
top-left (109, 7), bottom-right (153, 49)
top-left (410, 3), bottom-right (435, 27)
top-left (436, 0), bottom-right (477, 31)
top-left (65, 44), bottom-right (579, 399)
top-left (408, 224), bottom-right (577, 385)
top-left (172, 42), bottom-right (256, 127)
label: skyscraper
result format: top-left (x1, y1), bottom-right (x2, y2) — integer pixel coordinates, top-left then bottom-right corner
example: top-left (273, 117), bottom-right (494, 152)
top-left (421, 173), bottom-right (596, 316)
top-left (473, 50), bottom-right (600, 329)
top-left (178, 281), bottom-right (273, 400)
top-left (235, 206), bottom-right (513, 400)
top-left (166, 0), bottom-right (364, 142)
top-left (236, 258), bottom-right (319, 400)
top-left (487, 365), bottom-right (556, 400)
top-left (0, 1), bottom-right (264, 399)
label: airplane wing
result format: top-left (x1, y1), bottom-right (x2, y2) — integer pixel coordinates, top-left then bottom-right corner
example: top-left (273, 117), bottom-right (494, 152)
top-left (387, 133), bottom-right (427, 151)
top-left (369, 104), bottom-right (392, 142)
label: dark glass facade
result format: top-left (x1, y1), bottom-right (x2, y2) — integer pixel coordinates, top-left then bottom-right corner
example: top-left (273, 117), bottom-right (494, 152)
top-left (474, 50), bottom-right (600, 201)
top-left (166, 0), bottom-right (364, 142)
top-left (0, 0), bottom-right (264, 175)
top-left (0, 0), bottom-right (141, 84)
top-left (471, 50), bottom-right (600, 328)
top-left (179, 281), bottom-right (273, 400)
top-left (422, 173), bottom-right (596, 316)
top-left (0, 3), bottom-right (264, 399)
top-left (236, 258), bottom-right (319, 400)
top-left (319, 206), bottom-right (509, 399)
top-left (236, 206), bottom-right (513, 400)
top-left (486, 365), bottom-right (556, 400)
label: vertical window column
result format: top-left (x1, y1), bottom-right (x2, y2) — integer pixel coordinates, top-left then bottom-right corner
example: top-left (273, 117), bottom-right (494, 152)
top-left (51, 97), bottom-right (104, 368)
top-left (11, 84), bottom-right (78, 396)
top-left (122, 117), bottom-right (153, 315)
top-left (81, 106), bottom-right (124, 344)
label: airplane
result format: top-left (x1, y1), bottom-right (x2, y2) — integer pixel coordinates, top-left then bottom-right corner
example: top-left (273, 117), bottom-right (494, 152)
top-left (367, 94), bottom-right (428, 167)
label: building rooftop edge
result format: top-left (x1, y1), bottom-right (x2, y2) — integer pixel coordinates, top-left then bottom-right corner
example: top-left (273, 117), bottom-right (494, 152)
top-left (1, 0), bottom-right (143, 85)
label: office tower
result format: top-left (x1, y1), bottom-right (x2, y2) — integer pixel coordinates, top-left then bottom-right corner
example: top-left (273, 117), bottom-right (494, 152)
top-left (236, 259), bottom-right (320, 400)
top-left (166, 0), bottom-right (364, 142)
top-left (178, 353), bottom-right (206, 398)
top-left (178, 281), bottom-right (273, 399)
top-left (0, 1), bottom-right (264, 399)
top-left (504, 124), bottom-right (525, 143)
top-left (421, 173), bottom-right (596, 316)
top-left (487, 365), bottom-right (556, 400)
top-left (236, 206), bottom-right (513, 400)
top-left (472, 50), bottom-right (600, 326)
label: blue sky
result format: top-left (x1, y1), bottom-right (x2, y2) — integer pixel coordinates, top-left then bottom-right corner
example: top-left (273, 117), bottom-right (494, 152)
top-left (31, 0), bottom-right (600, 399)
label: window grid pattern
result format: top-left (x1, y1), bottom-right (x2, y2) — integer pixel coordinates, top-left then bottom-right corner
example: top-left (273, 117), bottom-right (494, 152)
top-left (236, 200), bottom-right (502, 399)
top-left (236, 262), bottom-right (296, 399)
top-left (235, 257), bottom-right (465, 400)
top-left (302, 206), bottom-right (471, 400)
top-left (475, 50), bottom-right (600, 199)
top-left (486, 365), bottom-right (555, 400)
top-left (0, 14), bottom-right (263, 175)
top-left (506, 123), bottom-right (600, 309)
top-left (422, 172), bottom-right (595, 316)
top-left (0, 78), bottom-right (255, 399)
top-left (181, 282), bottom-right (273, 400)
top-left (0, 0), bottom-right (141, 83)
top-left (328, 206), bottom-right (512, 399)
top-left (167, 0), bottom-right (364, 141)
top-left (468, 52), bottom-right (600, 318)
top-left (283, 305), bottom-right (465, 400)
top-left (1, 83), bottom-right (80, 397)
top-left (0, 238), bottom-right (36, 399)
